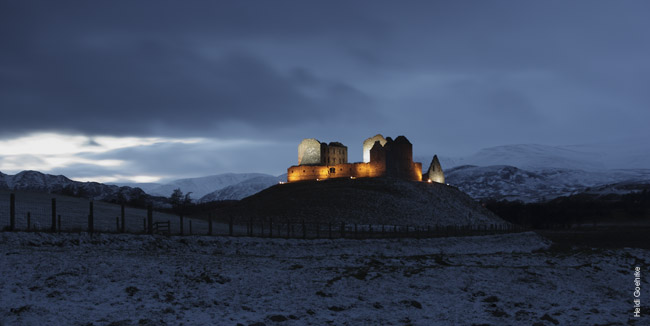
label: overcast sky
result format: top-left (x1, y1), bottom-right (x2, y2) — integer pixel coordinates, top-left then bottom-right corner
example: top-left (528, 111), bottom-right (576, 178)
top-left (1, 1), bottom-right (649, 183)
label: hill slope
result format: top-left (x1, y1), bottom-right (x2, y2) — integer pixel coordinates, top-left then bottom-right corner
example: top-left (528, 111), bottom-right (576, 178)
top-left (218, 177), bottom-right (505, 226)
top-left (445, 165), bottom-right (650, 202)
top-left (0, 170), bottom-right (151, 204)
top-left (145, 173), bottom-right (274, 198)
top-left (199, 175), bottom-right (283, 202)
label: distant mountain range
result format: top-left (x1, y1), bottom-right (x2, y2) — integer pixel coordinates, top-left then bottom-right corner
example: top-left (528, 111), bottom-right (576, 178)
top-left (417, 143), bottom-right (650, 202)
top-left (3, 143), bottom-right (649, 204)
top-left (445, 165), bottom-right (650, 202)
top-left (0, 170), bottom-right (152, 205)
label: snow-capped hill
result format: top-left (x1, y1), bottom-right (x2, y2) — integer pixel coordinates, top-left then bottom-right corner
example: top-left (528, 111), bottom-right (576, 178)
top-left (4, 170), bottom-right (75, 191)
top-left (199, 175), bottom-right (283, 202)
top-left (0, 170), bottom-right (151, 203)
top-left (147, 173), bottom-right (272, 199)
top-left (446, 165), bottom-right (650, 202)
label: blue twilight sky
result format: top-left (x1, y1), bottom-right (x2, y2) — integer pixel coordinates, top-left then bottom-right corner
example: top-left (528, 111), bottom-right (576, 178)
top-left (1, 1), bottom-right (649, 182)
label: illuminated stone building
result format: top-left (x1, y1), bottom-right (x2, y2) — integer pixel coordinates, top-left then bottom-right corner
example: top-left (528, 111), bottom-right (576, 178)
top-left (287, 134), bottom-right (426, 182)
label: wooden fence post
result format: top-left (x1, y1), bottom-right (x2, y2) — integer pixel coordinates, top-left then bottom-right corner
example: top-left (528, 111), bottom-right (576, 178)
top-left (88, 201), bottom-right (94, 234)
top-left (120, 204), bottom-right (125, 233)
top-left (9, 193), bottom-right (15, 231)
top-left (51, 198), bottom-right (57, 232)
top-left (287, 220), bottom-right (291, 239)
top-left (208, 213), bottom-right (213, 236)
top-left (27, 212), bottom-right (31, 231)
top-left (147, 205), bottom-right (153, 234)
top-left (180, 215), bottom-right (184, 235)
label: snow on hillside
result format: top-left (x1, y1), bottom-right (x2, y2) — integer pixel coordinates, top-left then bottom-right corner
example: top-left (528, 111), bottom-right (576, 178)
top-left (0, 170), bottom-right (150, 203)
top-left (1, 231), bottom-right (647, 325)
top-left (446, 165), bottom-right (650, 202)
top-left (146, 173), bottom-right (273, 199)
top-left (199, 175), bottom-right (283, 202)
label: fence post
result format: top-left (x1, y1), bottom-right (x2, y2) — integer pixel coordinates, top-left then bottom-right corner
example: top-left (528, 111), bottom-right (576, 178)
top-left (180, 215), bottom-right (184, 235)
top-left (120, 204), bottom-right (125, 233)
top-left (88, 201), bottom-right (94, 234)
top-left (208, 213), bottom-right (213, 236)
top-left (27, 212), bottom-right (31, 231)
top-left (285, 220), bottom-right (290, 238)
top-left (229, 217), bottom-right (233, 236)
top-left (57, 215), bottom-right (61, 232)
top-left (260, 218), bottom-right (264, 237)
top-left (9, 193), bottom-right (15, 231)
top-left (51, 198), bottom-right (57, 232)
top-left (147, 205), bottom-right (153, 235)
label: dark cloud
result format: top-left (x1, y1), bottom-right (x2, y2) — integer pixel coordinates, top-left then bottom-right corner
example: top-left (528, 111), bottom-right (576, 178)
top-left (1, 1), bottom-right (649, 179)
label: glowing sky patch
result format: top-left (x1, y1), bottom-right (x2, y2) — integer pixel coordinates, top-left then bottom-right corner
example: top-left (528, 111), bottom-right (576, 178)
top-left (0, 132), bottom-right (287, 182)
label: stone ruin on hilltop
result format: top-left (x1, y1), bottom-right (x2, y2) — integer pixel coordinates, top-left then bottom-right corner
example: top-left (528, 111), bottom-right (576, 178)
top-left (287, 134), bottom-right (445, 183)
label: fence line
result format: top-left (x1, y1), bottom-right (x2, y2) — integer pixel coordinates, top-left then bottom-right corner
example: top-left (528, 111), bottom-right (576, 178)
top-left (1, 192), bottom-right (525, 239)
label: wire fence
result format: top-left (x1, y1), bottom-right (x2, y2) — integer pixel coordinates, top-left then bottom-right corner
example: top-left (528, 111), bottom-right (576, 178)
top-left (1, 191), bottom-right (525, 238)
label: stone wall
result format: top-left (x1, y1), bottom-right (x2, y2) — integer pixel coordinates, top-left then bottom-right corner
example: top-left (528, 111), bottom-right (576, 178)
top-left (289, 134), bottom-right (422, 182)
top-left (363, 134), bottom-right (387, 163)
top-left (298, 138), bottom-right (322, 165)
top-left (287, 161), bottom-right (421, 182)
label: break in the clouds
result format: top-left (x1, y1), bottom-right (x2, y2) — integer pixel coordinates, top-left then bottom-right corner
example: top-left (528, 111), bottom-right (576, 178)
top-left (1, 1), bottom-right (649, 181)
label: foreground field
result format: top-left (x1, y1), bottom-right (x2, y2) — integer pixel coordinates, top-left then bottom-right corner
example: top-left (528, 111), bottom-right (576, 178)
top-left (0, 232), bottom-right (648, 325)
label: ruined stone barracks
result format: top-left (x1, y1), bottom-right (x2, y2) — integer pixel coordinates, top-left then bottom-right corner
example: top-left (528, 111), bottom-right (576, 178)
top-left (287, 134), bottom-right (445, 183)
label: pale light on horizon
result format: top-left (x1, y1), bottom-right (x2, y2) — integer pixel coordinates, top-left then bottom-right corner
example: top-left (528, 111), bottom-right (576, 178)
top-left (72, 175), bottom-right (165, 184)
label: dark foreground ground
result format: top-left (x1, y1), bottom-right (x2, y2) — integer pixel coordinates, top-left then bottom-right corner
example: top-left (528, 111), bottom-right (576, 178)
top-left (536, 226), bottom-right (650, 250)
top-left (1, 231), bottom-right (648, 326)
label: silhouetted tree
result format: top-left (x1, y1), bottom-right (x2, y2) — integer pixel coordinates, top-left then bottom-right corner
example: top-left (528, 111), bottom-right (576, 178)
top-left (170, 188), bottom-right (193, 214)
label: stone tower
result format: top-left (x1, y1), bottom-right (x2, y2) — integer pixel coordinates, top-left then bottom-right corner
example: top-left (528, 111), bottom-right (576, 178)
top-left (362, 134), bottom-right (387, 163)
top-left (425, 155), bottom-right (445, 183)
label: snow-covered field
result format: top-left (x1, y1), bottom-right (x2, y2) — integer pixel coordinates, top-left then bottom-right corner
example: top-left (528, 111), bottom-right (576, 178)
top-left (1, 232), bottom-right (648, 325)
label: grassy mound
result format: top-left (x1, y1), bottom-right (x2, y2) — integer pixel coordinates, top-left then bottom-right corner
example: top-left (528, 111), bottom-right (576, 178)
top-left (218, 177), bottom-right (505, 226)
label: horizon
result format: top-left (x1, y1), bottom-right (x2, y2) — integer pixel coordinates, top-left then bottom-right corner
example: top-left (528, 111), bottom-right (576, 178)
top-left (2, 1), bottom-right (649, 183)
